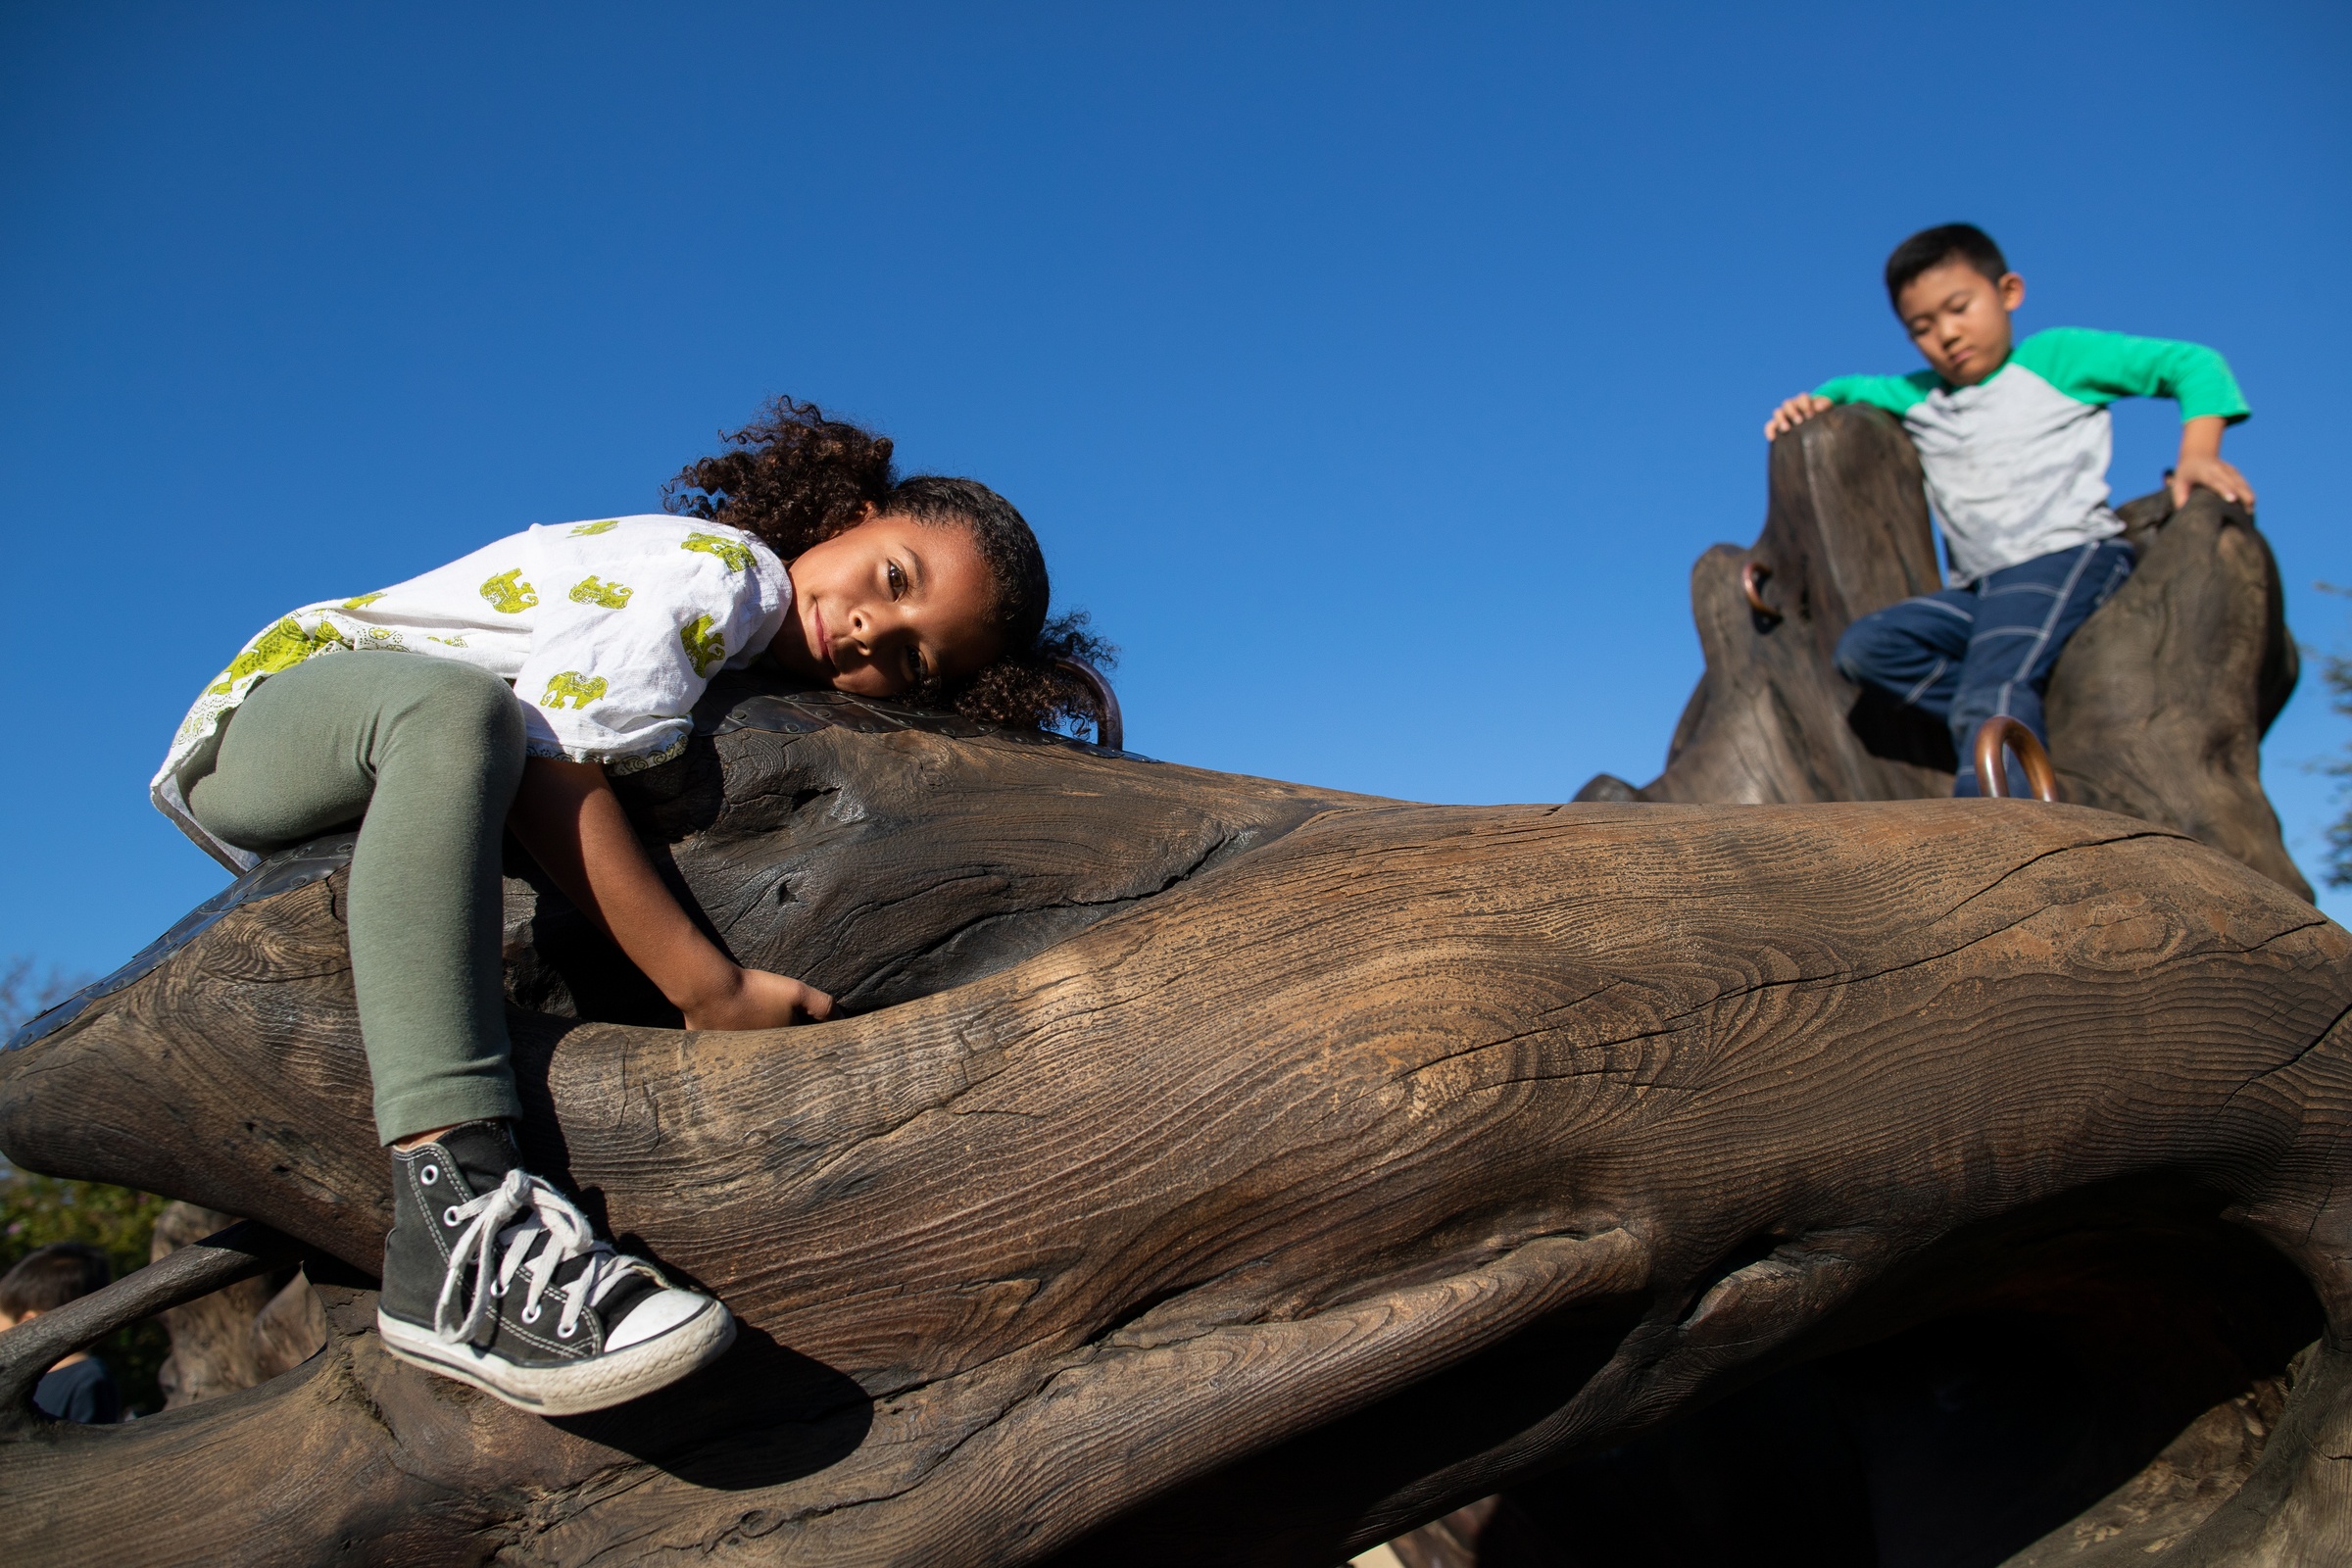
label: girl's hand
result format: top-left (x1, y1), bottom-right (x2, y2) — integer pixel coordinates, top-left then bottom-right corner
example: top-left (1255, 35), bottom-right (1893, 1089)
top-left (1764, 393), bottom-right (1833, 440)
top-left (508, 759), bottom-right (835, 1033)
top-left (681, 965), bottom-right (834, 1031)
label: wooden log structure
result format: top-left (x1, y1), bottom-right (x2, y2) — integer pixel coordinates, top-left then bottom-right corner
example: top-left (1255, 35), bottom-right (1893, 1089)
top-left (0, 410), bottom-right (2339, 1565)
top-left (1575, 406), bottom-right (2306, 901)
top-left (146, 1201), bottom-right (327, 1409)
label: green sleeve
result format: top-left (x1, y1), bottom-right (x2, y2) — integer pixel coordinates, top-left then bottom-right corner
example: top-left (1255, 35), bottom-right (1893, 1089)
top-left (1814, 371), bottom-right (1938, 417)
top-left (2008, 327), bottom-right (2250, 422)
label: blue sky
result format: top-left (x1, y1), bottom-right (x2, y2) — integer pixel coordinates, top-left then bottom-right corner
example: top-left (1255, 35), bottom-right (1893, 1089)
top-left (3, 2), bottom-right (2347, 981)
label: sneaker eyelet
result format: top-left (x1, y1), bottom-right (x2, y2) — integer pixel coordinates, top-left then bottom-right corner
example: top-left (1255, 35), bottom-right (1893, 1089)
top-left (442, 1205), bottom-right (463, 1227)
top-left (418, 1164), bottom-right (438, 1186)
top-left (520, 1303), bottom-right (541, 1324)
top-left (558, 1321), bottom-right (577, 1339)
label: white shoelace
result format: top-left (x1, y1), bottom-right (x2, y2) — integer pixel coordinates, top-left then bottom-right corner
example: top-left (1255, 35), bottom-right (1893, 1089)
top-left (432, 1169), bottom-right (646, 1347)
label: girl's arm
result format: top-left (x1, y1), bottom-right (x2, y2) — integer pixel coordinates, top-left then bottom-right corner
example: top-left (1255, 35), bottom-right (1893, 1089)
top-left (508, 758), bottom-right (832, 1030)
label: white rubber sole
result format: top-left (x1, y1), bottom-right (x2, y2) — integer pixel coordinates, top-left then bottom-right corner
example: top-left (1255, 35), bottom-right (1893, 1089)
top-left (377, 1297), bottom-right (737, 1416)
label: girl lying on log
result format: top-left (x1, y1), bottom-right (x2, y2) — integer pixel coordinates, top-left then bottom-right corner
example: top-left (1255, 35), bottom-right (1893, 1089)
top-left (143, 398), bottom-right (1106, 1416)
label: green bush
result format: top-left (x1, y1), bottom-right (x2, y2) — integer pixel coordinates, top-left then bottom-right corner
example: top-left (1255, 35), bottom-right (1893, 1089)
top-left (1, 958), bottom-right (172, 1415)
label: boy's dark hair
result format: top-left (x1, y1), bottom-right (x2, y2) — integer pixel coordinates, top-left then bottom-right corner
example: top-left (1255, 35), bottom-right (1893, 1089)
top-left (1886, 223), bottom-right (2010, 306)
top-left (0, 1242), bottom-right (111, 1317)
top-left (664, 398), bottom-right (1113, 734)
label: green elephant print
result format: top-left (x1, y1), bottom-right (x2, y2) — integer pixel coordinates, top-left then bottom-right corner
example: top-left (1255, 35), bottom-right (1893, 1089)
top-left (206, 616), bottom-right (347, 697)
top-left (568, 575), bottom-right (634, 609)
top-left (541, 671), bottom-right (608, 710)
top-left (679, 614), bottom-right (728, 676)
top-left (480, 568), bottom-right (539, 614)
top-left (680, 531), bottom-right (754, 572)
top-left (342, 591), bottom-right (387, 610)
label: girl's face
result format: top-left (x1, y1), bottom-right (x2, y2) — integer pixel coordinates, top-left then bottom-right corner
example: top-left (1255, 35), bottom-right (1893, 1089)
top-left (769, 512), bottom-right (1002, 697)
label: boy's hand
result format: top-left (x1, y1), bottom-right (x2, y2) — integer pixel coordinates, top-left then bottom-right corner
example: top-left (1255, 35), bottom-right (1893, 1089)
top-left (2164, 414), bottom-right (2258, 512)
top-left (681, 965), bottom-right (834, 1031)
top-left (2170, 452), bottom-right (2254, 509)
top-left (2171, 415), bottom-right (2255, 509)
top-left (1764, 393), bottom-right (1833, 440)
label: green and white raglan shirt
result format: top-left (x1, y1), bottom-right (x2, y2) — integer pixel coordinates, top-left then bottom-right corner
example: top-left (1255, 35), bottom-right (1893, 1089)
top-left (153, 515), bottom-right (791, 870)
top-left (1816, 327), bottom-right (2249, 585)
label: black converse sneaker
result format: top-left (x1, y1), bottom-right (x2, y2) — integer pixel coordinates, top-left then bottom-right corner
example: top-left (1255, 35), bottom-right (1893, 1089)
top-left (376, 1121), bottom-right (735, 1415)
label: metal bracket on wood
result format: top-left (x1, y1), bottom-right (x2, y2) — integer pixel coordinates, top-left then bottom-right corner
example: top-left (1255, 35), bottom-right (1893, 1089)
top-left (1741, 560), bottom-right (1782, 624)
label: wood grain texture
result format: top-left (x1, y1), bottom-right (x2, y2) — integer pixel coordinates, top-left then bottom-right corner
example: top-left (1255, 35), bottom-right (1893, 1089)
top-left (1396, 423), bottom-right (2318, 1564)
top-left (2045, 490), bottom-right (2309, 901)
top-left (514, 691), bottom-right (1369, 1023)
top-left (148, 1203), bottom-right (325, 1408)
top-left (4, 707), bottom-right (2351, 1565)
top-left (1599, 405), bottom-right (1953, 806)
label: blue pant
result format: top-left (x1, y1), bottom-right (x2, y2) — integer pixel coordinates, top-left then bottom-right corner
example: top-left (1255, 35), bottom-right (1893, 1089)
top-left (1835, 539), bottom-right (2134, 797)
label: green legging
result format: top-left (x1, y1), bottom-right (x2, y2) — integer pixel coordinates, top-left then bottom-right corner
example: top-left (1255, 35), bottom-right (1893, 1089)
top-left (181, 652), bottom-right (528, 1144)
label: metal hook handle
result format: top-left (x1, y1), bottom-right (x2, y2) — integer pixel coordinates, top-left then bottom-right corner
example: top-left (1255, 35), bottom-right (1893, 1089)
top-left (1972, 716), bottom-right (2060, 802)
top-left (1052, 656), bottom-right (1123, 752)
top-left (1741, 560), bottom-right (1781, 622)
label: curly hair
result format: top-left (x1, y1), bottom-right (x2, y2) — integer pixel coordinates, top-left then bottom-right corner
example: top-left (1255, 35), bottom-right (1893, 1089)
top-left (665, 398), bottom-right (1115, 734)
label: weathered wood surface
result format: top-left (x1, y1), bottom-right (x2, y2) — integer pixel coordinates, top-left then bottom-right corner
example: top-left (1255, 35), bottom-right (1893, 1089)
top-left (2044, 492), bottom-right (2304, 899)
top-left (1, 698), bottom-right (1364, 1262)
top-left (1603, 401), bottom-right (1954, 807)
top-left (0, 403), bottom-right (2332, 1563)
top-left (1580, 406), bottom-right (2308, 900)
top-left (2, 696), bottom-right (2351, 1564)
top-left (508, 681), bottom-right (1365, 1027)
top-left (1411, 408), bottom-right (2318, 1565)
top-left (148, 1203), bottom-right (325, 1409)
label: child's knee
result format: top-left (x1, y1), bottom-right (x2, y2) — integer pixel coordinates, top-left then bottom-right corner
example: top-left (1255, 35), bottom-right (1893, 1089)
top-left (392, 660), bottom-right (526, 763)
top-left (1835, 616), bottom-right (1892, 685)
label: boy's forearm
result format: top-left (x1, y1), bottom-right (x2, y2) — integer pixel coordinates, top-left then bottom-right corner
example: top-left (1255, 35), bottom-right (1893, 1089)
top-left (2168, 415), bottom-right (2255, 508)
top-left (2179, 415), bottom-right (2228, 465)
top-left (508, 758), bottom-right (737, 1009)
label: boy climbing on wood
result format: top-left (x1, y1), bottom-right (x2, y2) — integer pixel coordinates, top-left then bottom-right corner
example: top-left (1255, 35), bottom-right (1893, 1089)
top-left (1764, 222), bottom-right (2254, 794)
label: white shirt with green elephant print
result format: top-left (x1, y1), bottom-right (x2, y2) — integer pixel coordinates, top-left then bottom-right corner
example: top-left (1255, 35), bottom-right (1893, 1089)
top-left (154, 514), bottom-right (791, 870)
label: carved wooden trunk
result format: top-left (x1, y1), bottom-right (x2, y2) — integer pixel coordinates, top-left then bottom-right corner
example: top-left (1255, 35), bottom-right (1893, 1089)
top-left (0, 413), bottom-right (2336, 1566)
